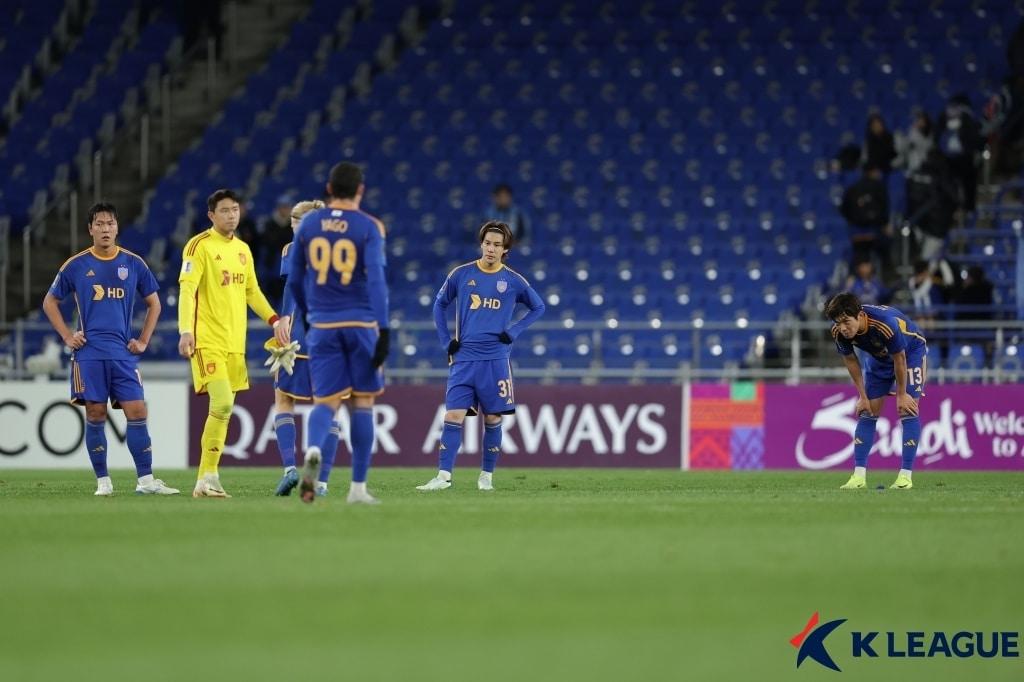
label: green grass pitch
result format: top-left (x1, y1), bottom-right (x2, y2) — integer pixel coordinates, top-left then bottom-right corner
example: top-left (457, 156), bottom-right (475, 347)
top-left (0, 469), bottom-right (1021, 682)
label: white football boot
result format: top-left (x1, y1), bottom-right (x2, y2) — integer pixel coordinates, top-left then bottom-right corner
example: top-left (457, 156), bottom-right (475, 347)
top-left (94, 476), bottom-right (114, 496)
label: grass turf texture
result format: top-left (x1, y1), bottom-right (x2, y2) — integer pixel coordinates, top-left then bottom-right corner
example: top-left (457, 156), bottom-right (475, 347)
top-left (0, 469), bottom-right (1021, 682)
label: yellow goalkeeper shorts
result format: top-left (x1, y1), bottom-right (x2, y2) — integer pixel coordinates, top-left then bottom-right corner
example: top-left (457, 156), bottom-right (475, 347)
top-left (190, 348), bottom-right (249, 394)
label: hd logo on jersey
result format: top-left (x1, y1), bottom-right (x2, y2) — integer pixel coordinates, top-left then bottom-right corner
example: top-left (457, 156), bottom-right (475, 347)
top-left (470, 293), bottom-right (501, 310)
top-left (221, 270), bottom-right (245, 286)
top-left (92, 285), bottom-right (126, 301)
top-left (790, 613), bottom-right (1021, 672)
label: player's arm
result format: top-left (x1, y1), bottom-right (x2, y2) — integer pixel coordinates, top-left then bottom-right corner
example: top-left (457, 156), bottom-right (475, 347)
top-left (244, 247), bottom-right (288, 346)
top-left (285, 223), bottom-right (309, 321)
top-left (177, 239), bottom-right (207, 357)
top-left (42, 269), bottom-right (85, 349)
top-left (129, 292), bottom-right (161, 355)
top-left (882, 319), bottom-right (917, 415)
top-left (433, 275), bottom-right (456, 351)
top-left (505, 283), bottom-right (546, 341)
top-left (365, 219), bottom-right (391, 367)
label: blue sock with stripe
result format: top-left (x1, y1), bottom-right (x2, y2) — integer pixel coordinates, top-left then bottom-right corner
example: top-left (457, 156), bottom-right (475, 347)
top-left (307, 404), bottom-right (334, 457)
top-left (126, 419), bottom-right (153, 478)
top-left (900, 416), bottom-right (921, 471)
top-left (482, 421), bottom-right (502, 473)
top-left (85, 420), bottom-right (108, 479)
top-left (854, 414), bottom-right (877, 468)
top-left (438, 421), bottom-right (462, 474)
top-left (319, 421), bottom-right (340, 484)
top-left (273, 413), bottom-right (296, 469)
top-left (350, 408), bottom-right (374, 483)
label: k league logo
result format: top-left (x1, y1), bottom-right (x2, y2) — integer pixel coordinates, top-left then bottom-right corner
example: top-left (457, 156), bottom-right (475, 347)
top-left (791, 612), bottom-right (846, 671)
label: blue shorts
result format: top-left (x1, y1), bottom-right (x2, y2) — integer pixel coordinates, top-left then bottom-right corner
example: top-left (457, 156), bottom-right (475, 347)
top-left (70, 358), bottom-right (145, 408)
top-left (274, 356), bottom-right (312, 401)
top-left (446, 359), bottom-right (516, 416)
top-left (864, 345), bottom-right (928, 400)
top-left (307, 326), bottom-right (384, 400)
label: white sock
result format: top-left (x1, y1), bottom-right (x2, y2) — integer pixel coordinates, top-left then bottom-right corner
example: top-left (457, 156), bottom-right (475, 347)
top-left (854, 466), bottom-right (866, 478)
top-left (349, 481), bottom-right (365, 494)
top-left (97, 475), bottom-right (112, 487)
top-left (138, 474), bottom-right (154, 485)
top-left (899, 469), bottom-right (912, 479)
top-left (439, 470), bottom-right (452, 482)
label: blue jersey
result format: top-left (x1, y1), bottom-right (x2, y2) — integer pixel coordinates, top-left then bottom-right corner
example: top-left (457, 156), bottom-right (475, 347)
top-left (832, 304), bottom-right (927, 362)
top-left (279, 241), bottom-right (307, 350)
top-left (48, 247), bottom-right (159, 361)
top-left (286, 207), bottom-right (389, 328)
top-left (434, 260), bottom-right (545, 361)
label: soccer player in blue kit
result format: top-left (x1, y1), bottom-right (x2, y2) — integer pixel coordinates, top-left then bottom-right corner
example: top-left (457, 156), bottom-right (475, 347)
top-left (41, 203), bottom-right (179, 496)
top-left (417, 221), bottom-right (546, 492)
top-left (286, 163), bottom-right (390, 504)
top-left (825, 293), bottom-right (928, 490)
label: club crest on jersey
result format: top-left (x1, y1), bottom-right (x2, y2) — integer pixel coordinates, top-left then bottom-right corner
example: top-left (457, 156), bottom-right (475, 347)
top-left (117, 265), bottom-right (129, 281)
top-left (496, 279), bottom-right (508, 293)
top-left (238, 252), bottom-right (247, 265)
top-left (207, 362), bottom-right (216, 374)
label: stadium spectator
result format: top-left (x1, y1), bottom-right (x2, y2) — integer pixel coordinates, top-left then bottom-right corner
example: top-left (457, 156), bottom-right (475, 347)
top-left (846, 260), bottom-right (889, 305)
top-left (895, 110), bottom-right (934, 175)
top-left (954, 265), bottom-right (995, 320)
top-left (937, 94), bottom-right (982, 212)
top-left (234, 200), bottom-right (262, 269)
top-left (905, 149), bottom-right (958, 261)
top-left (840, 163), bottom-right (891, 274)
top-left (260, 194), bottom-right (294, 304)
top-left (864, 113), bottom-right (897, 174)
top-left (907, 260), bottom-right (947, 322)
top-left (487, 184), bottom-right (530, 244)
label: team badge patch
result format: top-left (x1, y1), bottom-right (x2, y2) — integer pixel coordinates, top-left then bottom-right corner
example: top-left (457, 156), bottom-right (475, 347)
top-left (239, 252), bottom-right (247, 265)
top-left (496, 279), bottom-right (508, 293)
top-left (206, 362), bottom-right (217, 374)
top-left (117, 265), bottom-right (129, 281)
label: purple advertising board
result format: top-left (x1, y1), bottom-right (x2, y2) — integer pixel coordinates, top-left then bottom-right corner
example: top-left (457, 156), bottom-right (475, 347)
top-left (763, 384), bottom-right (1024, 470)
top-left (189, 384), bottom-right (683, 469)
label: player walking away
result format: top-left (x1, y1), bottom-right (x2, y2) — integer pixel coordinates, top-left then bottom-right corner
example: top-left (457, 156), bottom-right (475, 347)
top-left (417, 221), bottom-right (545, 492)
top-left (269, 199), bottom-right (342, 497)
top-left (825, 293), bottom-right (928, 490)
top-left (178, 189), bottom-right (290, 498)
top-left (41, 202), bottom-right (179, 496)
top-left (285, 162), bottom-right (390, 505)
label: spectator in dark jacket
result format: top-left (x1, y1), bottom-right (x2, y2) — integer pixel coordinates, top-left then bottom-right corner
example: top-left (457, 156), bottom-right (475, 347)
top-left (488, 184), bottom-right (530, 244)
top-left (840, 163), bottom-right (891, 274)
top-left (938, 94), bottom-right (983, 212)
top-left (905, 149), bottom-right (958, 261)
top-left (864, 113), bottom-right (897, 174)
top-left (955, 265), bottom-right (995, 320)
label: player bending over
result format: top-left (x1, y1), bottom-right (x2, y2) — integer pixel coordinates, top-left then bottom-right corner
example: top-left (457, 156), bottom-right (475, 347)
top-left (417, 221), bottom-right (545, 492)
top-left (825, 293), bottom-right (928, 490)
top-left (285, 162), bottom-right (390, 504)
top-left (178, 189), bottom-right (290, 498)
top-left (42, 202), bottom-right (179, 495)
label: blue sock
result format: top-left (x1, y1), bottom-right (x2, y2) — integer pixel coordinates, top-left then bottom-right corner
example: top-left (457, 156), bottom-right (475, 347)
top-left (125, 419), bottom-right (153, 478)
top-left (319, 421), bottom-right (340, 483)
top-left (85, 419), bottom-right (108, 478)
top-left (350, 408), bottom-right (374, 483)
top-left (900, 416), bottom-right (921, 471)
top-left (482, 421), bottom-right (501, 473)
top-left (854, 414), bottom-right (878, 468)
top-left (307, 404), bottom-right (334, 455)
top-left (274, 413), bottom-right (296, 469)
top-left (439, 421), bottom-right (463, 473)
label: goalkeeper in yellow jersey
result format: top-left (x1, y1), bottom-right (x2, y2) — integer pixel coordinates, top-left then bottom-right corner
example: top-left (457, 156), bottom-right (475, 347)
top-left (178, 189), bottom-right (290, 498)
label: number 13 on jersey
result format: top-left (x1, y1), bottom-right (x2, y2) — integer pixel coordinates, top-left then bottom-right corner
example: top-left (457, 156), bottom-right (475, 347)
top-left (309, 237), bottom-right (357, 285)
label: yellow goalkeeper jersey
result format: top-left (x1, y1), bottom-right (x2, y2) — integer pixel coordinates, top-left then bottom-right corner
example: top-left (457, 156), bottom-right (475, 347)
top-left (177, 227), bottom-right (278, 353)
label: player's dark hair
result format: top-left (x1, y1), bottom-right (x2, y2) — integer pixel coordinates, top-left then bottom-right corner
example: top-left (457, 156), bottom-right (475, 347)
top-left (87, 202), bottom-right (118, 225)
top-left (328, 162), bottom-right (363, 199)
top-left (478, 220), bottom-right (513, 261)
top-left (824, 293), bottom-right (863, 321)
top-left (207, 188), bottom-right (242, 212)
top-left (492, 183), bottom-right (512, 195)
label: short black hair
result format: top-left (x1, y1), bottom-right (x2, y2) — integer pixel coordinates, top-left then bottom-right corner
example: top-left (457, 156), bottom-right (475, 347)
top-left (87, 202), bottom-right (118, 226)
top-left (824, 293), bottom-right (863, 321)
top-left (492, 183), bottom-right (512, 195)
top-left (207, 188), bottom-right (242, 212)
top-left (328, 162), bottom-right (363, 200)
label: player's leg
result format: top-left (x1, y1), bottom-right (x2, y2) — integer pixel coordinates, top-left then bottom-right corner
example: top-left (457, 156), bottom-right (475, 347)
top-left (477, 359), bottom-right (516, 491)
top-left (417, 362), bottom-right (473, 490)
top-left (891, 347), bottom-right (927, 490)
top-left (272, 390), bottom-right (299, 495)
top-left (109, 361), bottom-right (178, 495)
top-left (841, 358), bottom-right (888, 489)
top-left (342, 327), bottom-right (386, 503)
top-left (84, 401), bottom-right (112, 496)
top-left (303, 328), bottom-right (350, 503)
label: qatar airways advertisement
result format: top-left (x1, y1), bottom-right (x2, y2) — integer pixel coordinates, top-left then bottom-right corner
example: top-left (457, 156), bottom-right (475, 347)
top-left (762, 385), bottom-right (1024, 471)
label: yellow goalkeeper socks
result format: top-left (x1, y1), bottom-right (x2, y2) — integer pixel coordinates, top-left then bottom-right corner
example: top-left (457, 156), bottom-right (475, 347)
top-left (198, 378), bottom-right (234, 479)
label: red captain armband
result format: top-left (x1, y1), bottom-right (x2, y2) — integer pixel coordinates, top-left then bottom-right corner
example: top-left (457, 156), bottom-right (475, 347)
top-left (268, 314), bottom-right (281, 327)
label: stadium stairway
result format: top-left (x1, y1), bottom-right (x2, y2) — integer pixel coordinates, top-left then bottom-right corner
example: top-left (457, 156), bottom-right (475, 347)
top-left (9, 0), bottom-right (310, 322)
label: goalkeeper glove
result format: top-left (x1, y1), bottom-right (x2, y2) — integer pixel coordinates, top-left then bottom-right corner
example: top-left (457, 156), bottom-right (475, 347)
top-left (264, 339), bottom-right (300, 375)
top-left (447, 339), bottom-right (461, 356)
top-left (498, 331), bottom-right (512, 344)
top-left (371, 328), bottom-right (390, 368)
